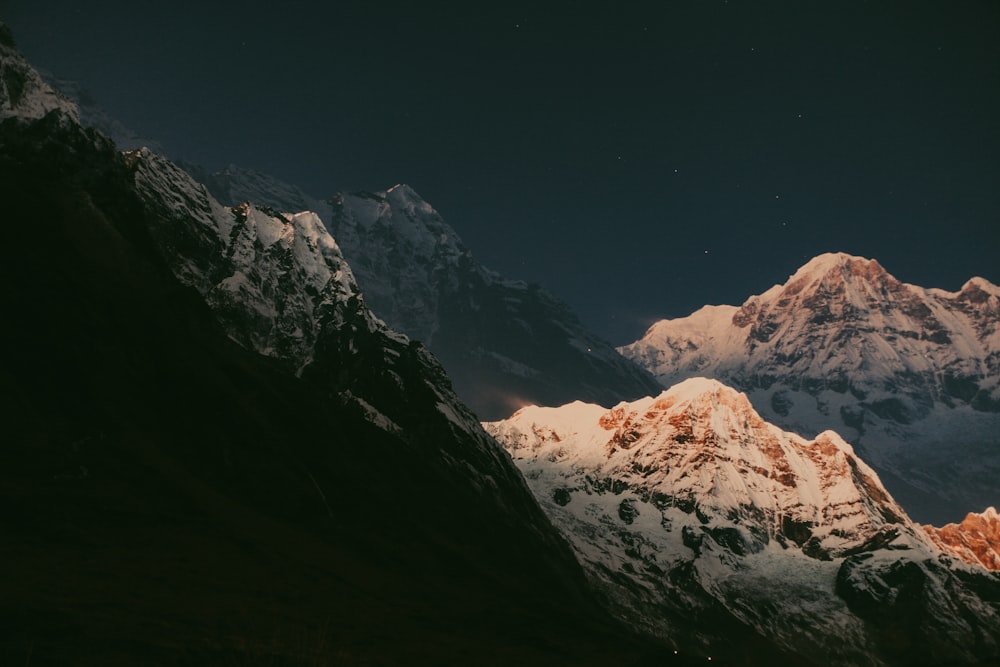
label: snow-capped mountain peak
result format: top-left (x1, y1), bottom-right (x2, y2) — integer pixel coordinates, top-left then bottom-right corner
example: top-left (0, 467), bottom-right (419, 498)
top-left (487, 382), bottom-right (1000, 663)
top-left (784, 251), bottom-right (887, 284)
top-left (620, 253), bottom-right (1000, 523)
top-left (335, 184), bottom-right (468, 258)
top-left (961, 276), bottom-right (1000, 295)
top-left (385, 182), bottom-right (431, 208)
top-left (490, 377), bottom-right (914, 561)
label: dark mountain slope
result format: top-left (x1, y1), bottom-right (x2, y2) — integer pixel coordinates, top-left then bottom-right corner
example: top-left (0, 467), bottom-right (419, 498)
top-left (0, 111), bottom-right (679, 666)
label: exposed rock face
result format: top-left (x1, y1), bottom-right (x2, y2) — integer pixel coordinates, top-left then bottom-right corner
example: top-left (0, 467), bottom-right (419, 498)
top-left (921, 507), bottom-right (1000, 571)
top-left (126, 148), bottom-right (364, 371)
top-left (486, 379), bottom-right (1000, 665)
top-left (619, 253), bottom-right (1000, 523)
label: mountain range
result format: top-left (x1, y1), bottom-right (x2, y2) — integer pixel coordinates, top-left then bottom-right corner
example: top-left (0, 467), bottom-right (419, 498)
top-left (620, 252), bottom-right (1000, 524)
top-left (3, 20), bottom-right (999, 666)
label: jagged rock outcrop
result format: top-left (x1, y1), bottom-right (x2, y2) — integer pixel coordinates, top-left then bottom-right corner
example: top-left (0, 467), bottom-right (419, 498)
top-left (125, 148), bottom-right (362, 371)
top-left (921, 507), bottom-right (1000, 572)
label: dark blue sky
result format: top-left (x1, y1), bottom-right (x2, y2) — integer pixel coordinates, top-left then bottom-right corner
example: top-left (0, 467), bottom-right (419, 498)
top-left (6, 0), bottom-right (999, 343)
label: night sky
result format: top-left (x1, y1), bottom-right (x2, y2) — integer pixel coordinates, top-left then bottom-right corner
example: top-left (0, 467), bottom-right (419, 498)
top-left (5, 0), bottom-right (999, 344)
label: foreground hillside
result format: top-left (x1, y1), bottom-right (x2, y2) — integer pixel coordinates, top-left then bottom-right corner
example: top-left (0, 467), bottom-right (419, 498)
top-left (0, 30), bottom-right (676, 665)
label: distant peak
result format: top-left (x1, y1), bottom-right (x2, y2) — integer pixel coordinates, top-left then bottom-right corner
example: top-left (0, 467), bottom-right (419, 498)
top-left (778, 253), bottom-right (896, 295)
top-left (979, 506), bottom-right (1000, 521)
top-left (221, 163), bottom-right (260, 176)
top-left (669, 377), bottom-right (759, 414)
top-left (921, 505), bottom-right (1000, 571)
top-left (386, 183), bottom-right (422, 199)
top-left (962, 276), bottom-right (1000, 294)
top-left (600, 378), bottom-right (756, 427)
top-left (528, 378), bottom-right (751, 425)
top-left (794, 252), bottom-right (881, 276)
top-left (662, 376), bottom-right (741, 401)
top-left (384, 183), bottom-right (438, 218)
